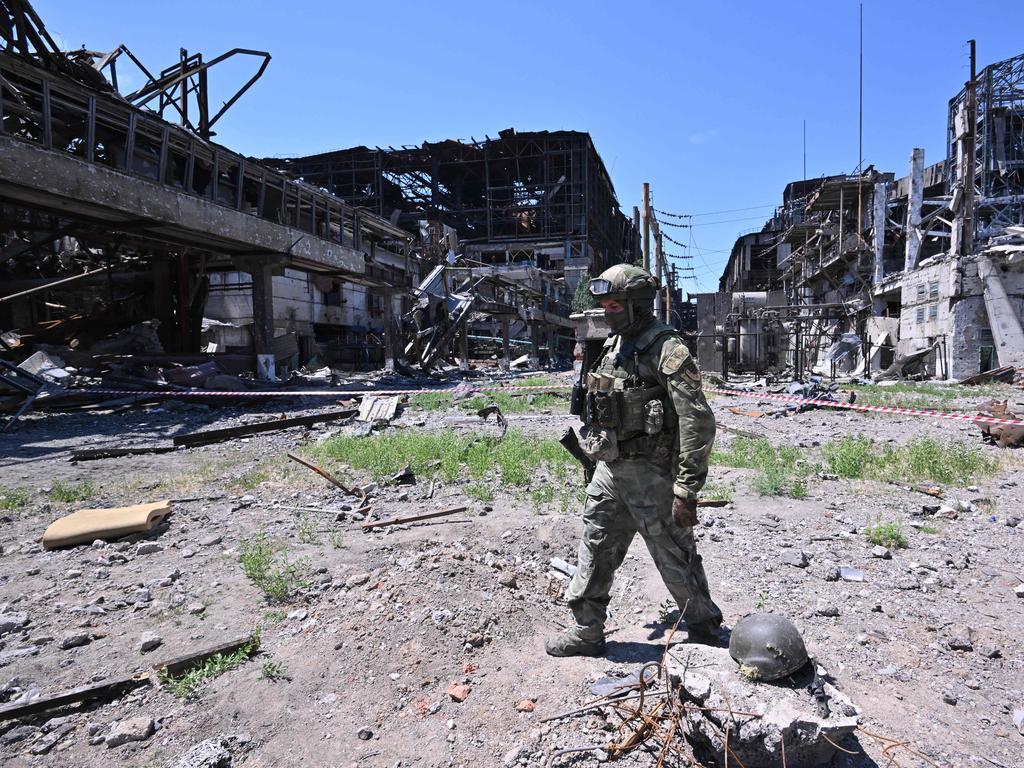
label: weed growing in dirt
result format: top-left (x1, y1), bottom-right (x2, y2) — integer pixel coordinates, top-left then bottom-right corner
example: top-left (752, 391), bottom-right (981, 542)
top-left (755, 592), bottom-right (769, 610)
top-left (711, 438), bottom-right (812, 499)
top-left (262, 609), bottom-right (287, 623)
top-left (409, 377), bottom-right (567, 414)
top-left (0, 486), bottom-right (30, 510)
top-left (866, 519), bottom-right (908, 549)
top-left (823, 436), bottom-right (997, 485)
top-left (917, 524), bottom-right (940, 534)
top-left (328, 526), bottom-right (345, 549)
top-left (700, 483), bottom-right (734, 503)
top-left (48, 480), bottom-right (94, 503)
top-left (464, 482), bottom-right (494, 503)
top-left (239, 532), bottom-right (309, 603)
top-left (842, 382), bottom-right (1008, 410)
top-left (260, 659), bottom-right (288, 681)
top-left (160, 632), bottom-right (260, 698)
top-left (297, 513), bottom-right (318, 544)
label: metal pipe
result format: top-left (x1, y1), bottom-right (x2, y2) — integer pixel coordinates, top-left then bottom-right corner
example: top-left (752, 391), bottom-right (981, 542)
top-left (0, 265), bottom-right (113, 304)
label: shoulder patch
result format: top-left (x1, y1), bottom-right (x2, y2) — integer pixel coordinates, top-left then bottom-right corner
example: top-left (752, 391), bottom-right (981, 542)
top-left (660, 341), bottom-right (702, 386)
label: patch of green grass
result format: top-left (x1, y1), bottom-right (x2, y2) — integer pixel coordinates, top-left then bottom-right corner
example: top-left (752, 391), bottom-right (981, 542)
top-left (917, 524), bottom-right (940, 534)
top-left (464, 482), bottom-right (494, 503)
top-left (409, 377), bottom-right (567, 414)
top-left (238, 532), bottom-right (309, 603)
top-left (823, 436), bottom-right (997, 486)
top-left (48, 480), bottom-right (94, 503)
top-left (531, 485), bottom-right (555, 506)
top-left (0, 486), bottom-right (30, 511)
top-left (700, 483), bottom-right (734, 503)
top-left (755, 592), bottom-right (769, 610)
top-left (160, 632), bottom-right (260, 698)
top-left (260, 659), bottom-right (288, 682)
top-left (712, 438), bottom-right (811, 499)
top-left (328, 526), bottom-right (346, 549)
top-left (315, 429), bottom-right (576, 490)
top-left (866, 519), bottom-right (908, 550)
top-left (237, 467), bottom-right (269, 491)
top-left (262, 609), bottom-right (287, 623)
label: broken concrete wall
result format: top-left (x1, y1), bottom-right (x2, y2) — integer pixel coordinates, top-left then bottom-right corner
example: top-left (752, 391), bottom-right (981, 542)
top-left (897, 261), bottom-right (955, 377)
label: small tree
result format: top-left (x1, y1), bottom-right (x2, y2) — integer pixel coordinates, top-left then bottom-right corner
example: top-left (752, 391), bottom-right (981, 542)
top-left (571, 272), bottom-right (595, 312)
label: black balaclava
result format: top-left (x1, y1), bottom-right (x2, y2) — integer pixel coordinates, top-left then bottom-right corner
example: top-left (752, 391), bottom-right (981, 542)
top-left (606, 298), bottom-right (655, 338)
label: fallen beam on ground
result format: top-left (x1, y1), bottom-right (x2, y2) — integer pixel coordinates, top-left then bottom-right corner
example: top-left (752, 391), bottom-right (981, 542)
top-left (361, 505), bottom-right (468, 531)
top-left (715, 422), bottom-right (763, 440)
top-left (70, 444), bottom-right (176, 461)
top-left (887, 480), bottom-right (945, 499)
top-left (173, 408), bottom-right (357, 448)
top-left (0, 634), bottom-right (254, 722)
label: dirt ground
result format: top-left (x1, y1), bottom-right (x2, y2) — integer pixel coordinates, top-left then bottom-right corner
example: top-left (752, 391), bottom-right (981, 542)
top-left (1, 374), bottom-right (1022, 768)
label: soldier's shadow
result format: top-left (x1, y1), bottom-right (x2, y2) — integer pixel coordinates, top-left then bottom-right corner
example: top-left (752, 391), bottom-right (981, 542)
top-left (604, 640), bottom-right (665, 664)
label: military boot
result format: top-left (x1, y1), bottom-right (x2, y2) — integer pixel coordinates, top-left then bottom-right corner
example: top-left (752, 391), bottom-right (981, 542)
top-left (544, 630), bottom-right (606, 658)
top-left (685, 621), bottom-right (725, 647)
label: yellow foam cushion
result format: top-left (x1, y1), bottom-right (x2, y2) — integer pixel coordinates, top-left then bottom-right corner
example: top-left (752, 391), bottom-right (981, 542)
top-left (41, 500), bottom-right (171, 550)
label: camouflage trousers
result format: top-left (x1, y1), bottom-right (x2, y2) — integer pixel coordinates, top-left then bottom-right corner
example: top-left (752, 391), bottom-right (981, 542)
top-left (565, 457), bottom-right (722, 639)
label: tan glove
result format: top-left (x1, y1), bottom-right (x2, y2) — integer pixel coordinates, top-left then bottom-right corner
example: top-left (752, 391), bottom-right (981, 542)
top-left (671, 496), bottom-right (699, 528)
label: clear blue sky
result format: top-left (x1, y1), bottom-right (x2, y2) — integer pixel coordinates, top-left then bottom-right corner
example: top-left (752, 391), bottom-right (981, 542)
top-left (35, 0), bottom-right (1023, 291)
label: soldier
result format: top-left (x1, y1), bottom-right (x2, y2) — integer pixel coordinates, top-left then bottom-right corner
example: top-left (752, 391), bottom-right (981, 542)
top-left (546, 264), bottom-right (723, 657)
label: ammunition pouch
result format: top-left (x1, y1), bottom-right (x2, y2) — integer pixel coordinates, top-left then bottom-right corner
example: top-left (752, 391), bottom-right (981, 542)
top-left (587, 390), bottom-right (621, 429)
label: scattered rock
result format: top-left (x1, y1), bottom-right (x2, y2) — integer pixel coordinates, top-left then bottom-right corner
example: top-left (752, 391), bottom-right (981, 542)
top-left (942, 690), bottom-right (958, 705)
top-left (287, 609), bottom-right (308, 622)
top-left (515, 699), bottom-right (536, 713)
top-left (138, 632), bottom-right (163, 653)
top-left (356, 726), bottom-right (373, 741)
top-left (136, 542), bottom-right (163, 556)
top-left (781, 550), bottom-right (809, 568)
top-left (946, 627), bottom-right (974, 652)
top-left (105, 716), bottom-right (155, 747)
top-left (187, 603), bottom-right (206, 615)
top-left (0, 611), bottom-right (29, 636)
top-left (200, 534), bottom-right (223, 547)
top-left (447, 681), bottom-right (471, 702)
top-left (503, 745), bottom-right (527, 766)
top-left (345, 573), bottom-right (370, 589)
top-left (870, 545), bottom-right (891, 559)
top-left (815, 602), bottom-right (840, 617)
top-left (1, 724), bottom-right (40, 745)
top-left (58, 632), bottom-right (92, 650)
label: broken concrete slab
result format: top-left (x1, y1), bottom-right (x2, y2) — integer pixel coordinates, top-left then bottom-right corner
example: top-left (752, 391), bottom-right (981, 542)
top-left (105, 716), bottom-right (154, 747)
top-left (668, 644), bottom-right (859, 768)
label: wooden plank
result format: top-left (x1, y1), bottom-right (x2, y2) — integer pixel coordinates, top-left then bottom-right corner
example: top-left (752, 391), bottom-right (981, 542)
top-left (173, 408), bottom-right (357, 448)
top-left (70, 444), bottom-right (175, 461)
top-left (0, 635), bottom-right (253, 722)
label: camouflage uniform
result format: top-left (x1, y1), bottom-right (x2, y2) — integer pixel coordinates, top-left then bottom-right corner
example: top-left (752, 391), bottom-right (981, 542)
top-left (549, 265), bottom-right (721, 655)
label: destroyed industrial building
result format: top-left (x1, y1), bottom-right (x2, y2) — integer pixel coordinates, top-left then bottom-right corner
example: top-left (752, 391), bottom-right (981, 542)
top-left (698, 49), bottom-right (1024, 383)
top-left (0, 0), bottom-right (640, 396)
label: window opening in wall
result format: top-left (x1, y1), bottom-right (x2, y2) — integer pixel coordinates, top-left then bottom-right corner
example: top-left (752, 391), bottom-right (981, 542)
top-left (979, 327), bottom-right (996, 373)
top-left (929, 281), bottom-right (940, 299)
top-left (916, 306), bottom-right (925, 323)
top-left (916, 285), bottom-right (926, 301)
top-left (928, 304), bottom-right (938, 321)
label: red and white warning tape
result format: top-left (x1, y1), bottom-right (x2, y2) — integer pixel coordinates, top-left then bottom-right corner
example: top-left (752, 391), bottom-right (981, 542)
top-left (704, 386), bottom-right (1024, 428)
top-left (53, 382), bottom-right (1024, 428)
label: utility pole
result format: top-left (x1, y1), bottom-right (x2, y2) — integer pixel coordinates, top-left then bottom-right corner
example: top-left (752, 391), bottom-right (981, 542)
top-left (654, 231), bottom-right (664, 321)
top-left (962, 39), bottom-right (977, 257)
top-left (642, 182), bottom-right (651, 272)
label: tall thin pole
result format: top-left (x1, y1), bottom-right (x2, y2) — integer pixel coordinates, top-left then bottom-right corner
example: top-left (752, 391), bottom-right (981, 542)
top-left (857, 3), bottom-right (864, 237)
top-left (642, 182), bottom-right (651, 272)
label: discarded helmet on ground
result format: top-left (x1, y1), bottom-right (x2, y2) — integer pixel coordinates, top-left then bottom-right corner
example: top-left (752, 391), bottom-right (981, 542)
top-left (588, 264), bottom-right (659, 302)
top-left (728, 612), bottom-right (809, 682)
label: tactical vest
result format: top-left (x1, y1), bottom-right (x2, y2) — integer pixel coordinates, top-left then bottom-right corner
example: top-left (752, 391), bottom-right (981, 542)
top-left (582, 322), bottom-right (678, 455)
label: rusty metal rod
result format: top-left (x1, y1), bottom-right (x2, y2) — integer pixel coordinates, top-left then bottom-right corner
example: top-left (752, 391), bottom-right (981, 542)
top-left (361, 505), bottom-right (468, 531)
top-left (286, 452), bottom-right (360, 497)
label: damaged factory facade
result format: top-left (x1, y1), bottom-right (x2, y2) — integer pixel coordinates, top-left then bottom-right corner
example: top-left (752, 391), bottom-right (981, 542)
top-left (698, 49), bottom-right (1024, 383)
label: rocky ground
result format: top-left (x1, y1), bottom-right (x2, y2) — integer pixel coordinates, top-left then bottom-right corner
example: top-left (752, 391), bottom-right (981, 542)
top-left (0, 373), bottom-right (1022, 768)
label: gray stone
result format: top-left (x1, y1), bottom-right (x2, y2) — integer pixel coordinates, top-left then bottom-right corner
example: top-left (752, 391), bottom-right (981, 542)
top-left (895, 577), bottom-right (920, 590)
top-left (0, 645), bottom-right (39, 666)
top-left (1, 724), bottom-right (40, 745)
top-left (1015, 583), bottom-right (1024, 598)
top-left (942, 690), bottom-right (958, 705)
top-left (200, 534), bottom-right (223, 547)
top-left (946, 627), bottom-right (973, 651)
top-left (0, 611), bottom-right (29, 636)
top-left (815, 602), bottom-right (840, 617)
top-left (823, 566), bottom-right (840, 582)
top-left (169, 736), bottom-right (233, 768)
top-left (136, 542), bottom-right (163, 556)
top-left (870, 545), bottom-right (891, 559)
top-left (105, 716), bottom-right (154, 747)
top-left (345, 573), bottom-right (370, 588)
top-left (187, 602), bottom-right (206, 615)
top-left (780, 550), bottom-right (809, 568)
top-left (29, 722), bottom-right (74, 755)
top-left (503, 745), bottom-right (527, 766)
top-left (58, 632), bottom-right (92, 650)
top-left (182, 549), bottom-right (196, 558)
top-left (287, 609), bottom-right (308, 622)
top-left (356, 726), bottom-right (373, 740)
top-left (138, 632), bottom-right (163, 653)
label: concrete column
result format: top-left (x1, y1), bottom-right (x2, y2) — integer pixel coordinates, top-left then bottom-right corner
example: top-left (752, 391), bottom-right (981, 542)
top-left (872, 181), bottom-right (887, 286)
top-left (904, 148), bottom-right (924, 272)
top-left (500, 317), bottom-right (511, 371)
top-left (977, 253), bottom-right (1024, 368)
top-left (529, 322), bottom-right (542, 368)
top-left (458, 323), bottom-right (469, 371)
top-left (382, 292), bottom-right (396, 371)
top-left (249, 263), bottom-right (276, 380)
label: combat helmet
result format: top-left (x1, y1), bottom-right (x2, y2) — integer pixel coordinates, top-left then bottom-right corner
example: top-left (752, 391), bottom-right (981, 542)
top-left (588, 264), bottom-right (659, 332)
top-left (728, 612), bottom-right (809, 681)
